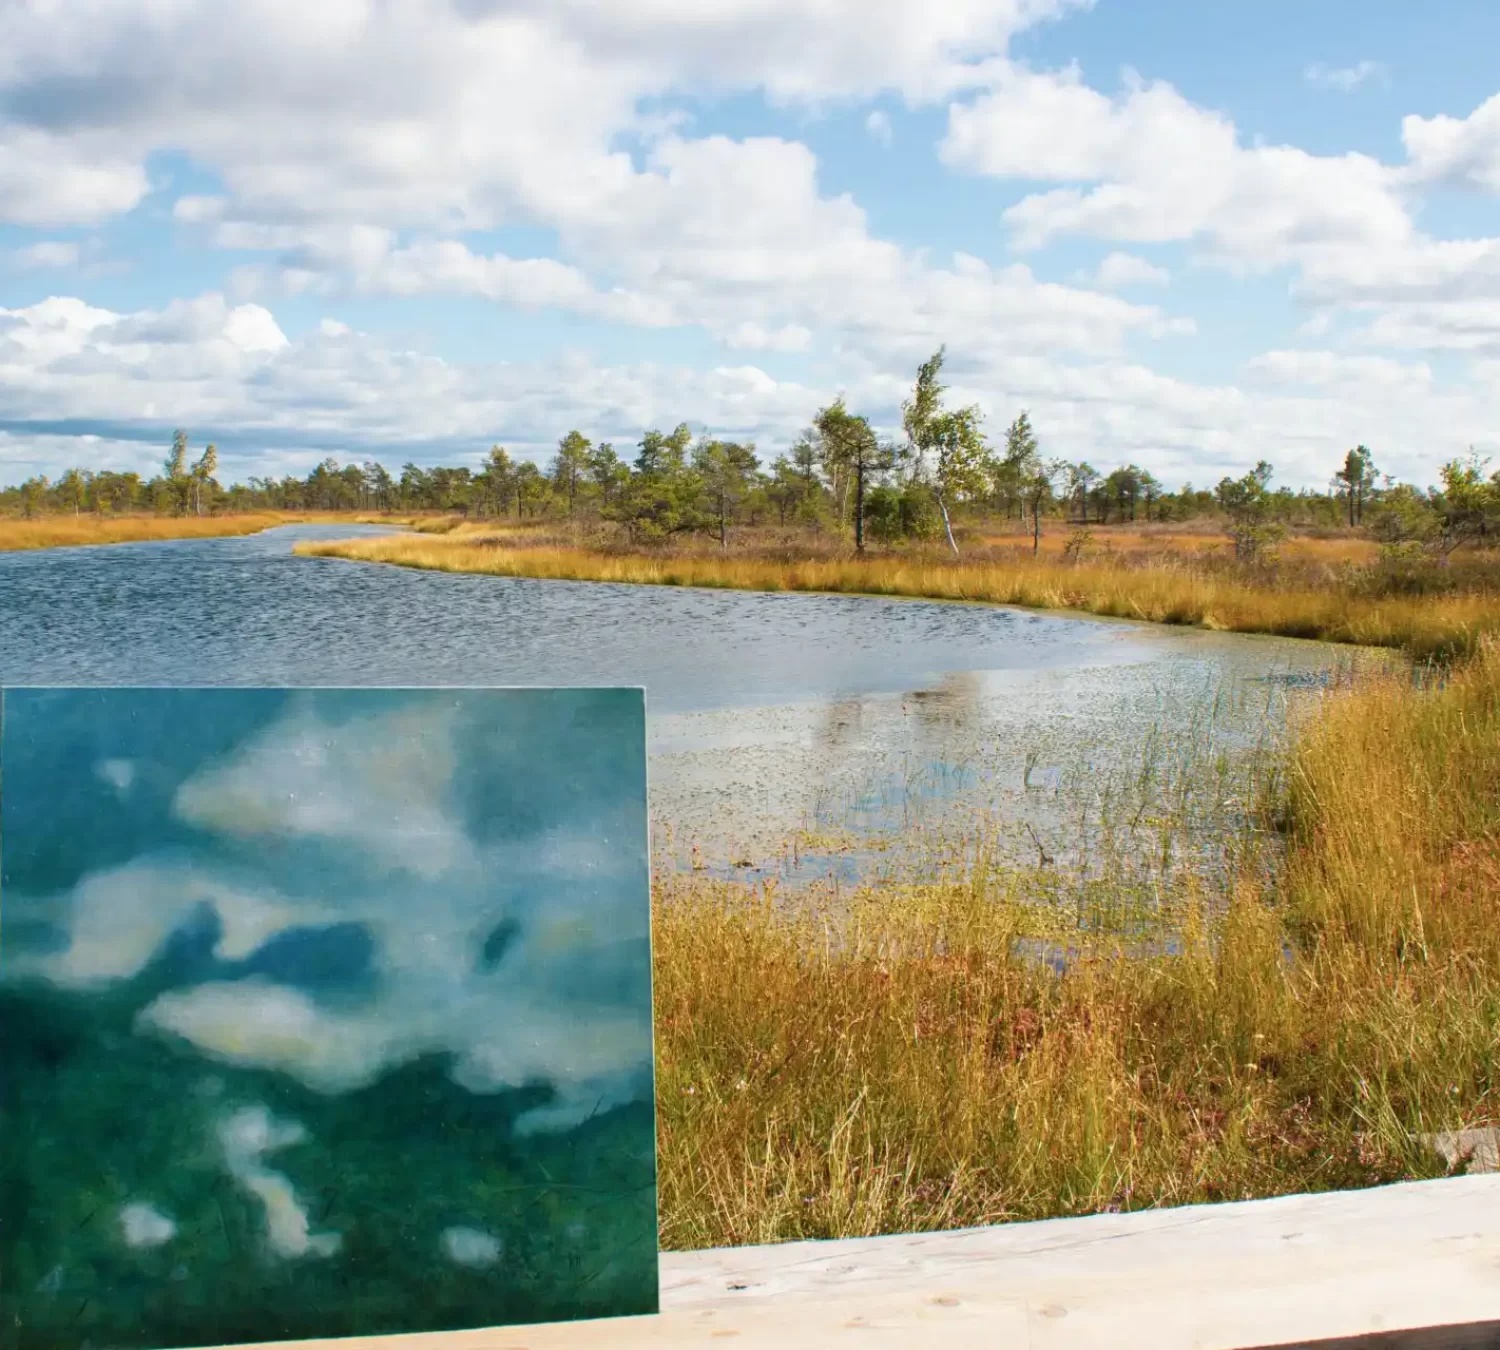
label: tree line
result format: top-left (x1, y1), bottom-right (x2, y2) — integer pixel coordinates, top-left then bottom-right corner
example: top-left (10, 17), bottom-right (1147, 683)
top-left (5, 349), bottom-right (1497, 555)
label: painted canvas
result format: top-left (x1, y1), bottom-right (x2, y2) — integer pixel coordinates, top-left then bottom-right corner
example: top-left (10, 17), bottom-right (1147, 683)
top-left (0, 687), bottom-right (657, 1350)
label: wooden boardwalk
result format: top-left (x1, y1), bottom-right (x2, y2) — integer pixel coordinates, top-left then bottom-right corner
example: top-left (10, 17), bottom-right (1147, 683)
top-left (259, 1175), bottom-right (1500, 1349)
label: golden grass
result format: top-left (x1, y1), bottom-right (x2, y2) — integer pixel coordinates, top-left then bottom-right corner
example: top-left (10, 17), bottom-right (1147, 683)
top-left (298, 532), bottom-right (1498, 661)
top-left (651, 642), bottom-right (1500, 1248)
top-left (980, 527), bottom-right (1380, 565)
top-left (0, 512), bottom-right (335, 552)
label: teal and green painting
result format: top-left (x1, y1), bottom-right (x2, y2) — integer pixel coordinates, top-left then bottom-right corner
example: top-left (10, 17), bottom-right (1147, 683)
top-left (0, 687), bottom-right (657, 1350)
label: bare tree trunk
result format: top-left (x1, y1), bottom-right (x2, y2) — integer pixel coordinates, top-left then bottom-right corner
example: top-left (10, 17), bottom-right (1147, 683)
top-left (937, 492), bottom-right (959, 557)
top-left (854, 459), bottom-right (865, 553)
top-left (1032, 498), bottom-right (1040, 555)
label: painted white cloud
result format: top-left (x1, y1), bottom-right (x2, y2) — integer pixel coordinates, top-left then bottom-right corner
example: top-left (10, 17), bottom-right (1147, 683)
top-left (173, 697), bottom-right (476, 879)
top-left (441, 1227), bottom-right (503, 1268)
top-left (96, 758), bottom-right (136, 793)
top-left (18, 861), bottom-right (327, 988)
top-left (18, 697), bottom-right (655, 1134)
top-left (218, 1106), bottom-right (341, 1260)
top-left (1304, 61), bottom-right (1385, 92)
top-left (119, 1202), bottom-right (177, 1249)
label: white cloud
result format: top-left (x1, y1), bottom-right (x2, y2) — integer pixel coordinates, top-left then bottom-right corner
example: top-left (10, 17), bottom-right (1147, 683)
top-left (1304, 61), bottom-right (1385, 92)
top-left (943, 63), bottom-right (1411, 263)
top-left (1244, 349), bottom-right (1434, 394)
top-left (865, 109), bottom-right (893, 146)
top-left (0, 129), bottom-right (149, 227)
top-left (1095, 251), bottom-right (1170, 288)
top-left (0, 0), bottom-right (1085, 231)
top-left (1402, 92), bottom-right (1500, 192)
top-left (9, 241), bottom-right (79, 269)
top-left (119, 1202), bottom-right (177, 1249)
top-left (942, 65), bottom-right (1500, 359)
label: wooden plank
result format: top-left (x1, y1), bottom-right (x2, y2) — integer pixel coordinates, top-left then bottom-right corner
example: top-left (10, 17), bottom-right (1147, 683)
top-left (229, 1175), bottom-right (1500, 1350)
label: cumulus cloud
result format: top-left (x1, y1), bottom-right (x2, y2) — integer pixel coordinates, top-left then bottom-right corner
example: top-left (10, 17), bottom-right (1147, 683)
top-left (0, 1), bottom-right (1495, 485)
top-left (0, 0), bottom-right (1084, 230)
top-left (943, 63), bottom-right (1412, 262)
top-left (1094, 251), bottom-right (1170, 289)
top-left (1402, 92), bottom-right (1500, 192)
top-left (865, 110), bottom-right (893, 146)
top-left (942, 64), bottom-right (1500, 362)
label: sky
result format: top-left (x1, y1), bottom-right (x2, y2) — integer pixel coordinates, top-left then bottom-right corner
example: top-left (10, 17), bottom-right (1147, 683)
top-left (0, 0), bottom-right (1497, 492)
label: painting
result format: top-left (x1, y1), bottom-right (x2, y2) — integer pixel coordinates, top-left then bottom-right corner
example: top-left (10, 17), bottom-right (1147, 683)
top-left (0, 687), bottom-right (657, 1350)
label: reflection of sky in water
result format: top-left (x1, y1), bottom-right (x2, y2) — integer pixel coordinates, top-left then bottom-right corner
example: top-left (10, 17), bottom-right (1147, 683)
top-left (3, 687), bottom-right (653, 1133)
top-left (649, 635), bottom-right (1391, 881)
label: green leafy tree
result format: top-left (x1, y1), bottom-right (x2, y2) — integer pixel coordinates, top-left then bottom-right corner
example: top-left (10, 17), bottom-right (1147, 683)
top-left (1435, 452), bottom-right (1500, 553)
top-left (1065, 461), bottom-right (1099, 523)
top-left (56, 467), bottom-right (88, 516)
top-left (163, 429), bottom-right (191, 515)
top-left (588, 443), bottom-right (630, 515)
top-left (614, 426), bottom-right (703, 542)
top-left (813, 398), bottom-right (892, 552)
top-left (1332, 446), bottom-right (1378, 527)
top-left (999, 412), bottom-right (1060, 555)
top-left (513, 460), bottom-right (548, 518)
top-left (692, 439), bottom-right (760, 548)
top-left (901, 346), bottom-right (988, 556)
top-left (1215, 460), bottom-right (1284, 562)
top-left (191, 442), bottom-right (218, 516)
top-left (550, 431), bottom-right (593, 518)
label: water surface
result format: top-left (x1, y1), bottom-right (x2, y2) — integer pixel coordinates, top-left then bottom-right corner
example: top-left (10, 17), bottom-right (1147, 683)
top-left (1, 525), bottom-right (1372, 874)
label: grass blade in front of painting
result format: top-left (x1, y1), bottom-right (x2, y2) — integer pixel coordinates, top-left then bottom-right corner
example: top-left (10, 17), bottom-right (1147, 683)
top-left (0, 687), bottom-right (657, 1350)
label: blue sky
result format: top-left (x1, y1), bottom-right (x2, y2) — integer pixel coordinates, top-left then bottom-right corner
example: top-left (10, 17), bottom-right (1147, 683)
top-left (0, 0), bottom-right (1497, 490)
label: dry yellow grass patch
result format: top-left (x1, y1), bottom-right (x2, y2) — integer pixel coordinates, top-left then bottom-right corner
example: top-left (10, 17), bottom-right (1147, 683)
top-left (0, 512), bottom-right (334, 552)
top-left (298, 532), bottom-right (1496, 660)
top-left (978, 527), bottom-right (1379, 565)
top-left (652, 643), bottom-right (1500, 1248)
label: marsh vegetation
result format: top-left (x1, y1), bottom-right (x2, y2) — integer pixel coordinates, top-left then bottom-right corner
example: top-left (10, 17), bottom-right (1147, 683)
top-left (652, 641), bottom-right (1500, 1248)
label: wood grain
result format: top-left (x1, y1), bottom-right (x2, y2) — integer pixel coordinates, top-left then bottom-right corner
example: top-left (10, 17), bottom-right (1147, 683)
top-left (217, 1175), bottom-right (1500, 1350)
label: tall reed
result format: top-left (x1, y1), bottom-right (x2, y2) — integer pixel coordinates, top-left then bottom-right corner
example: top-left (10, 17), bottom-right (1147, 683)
top-left (652, 642), bottom-right (1500, 1249)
